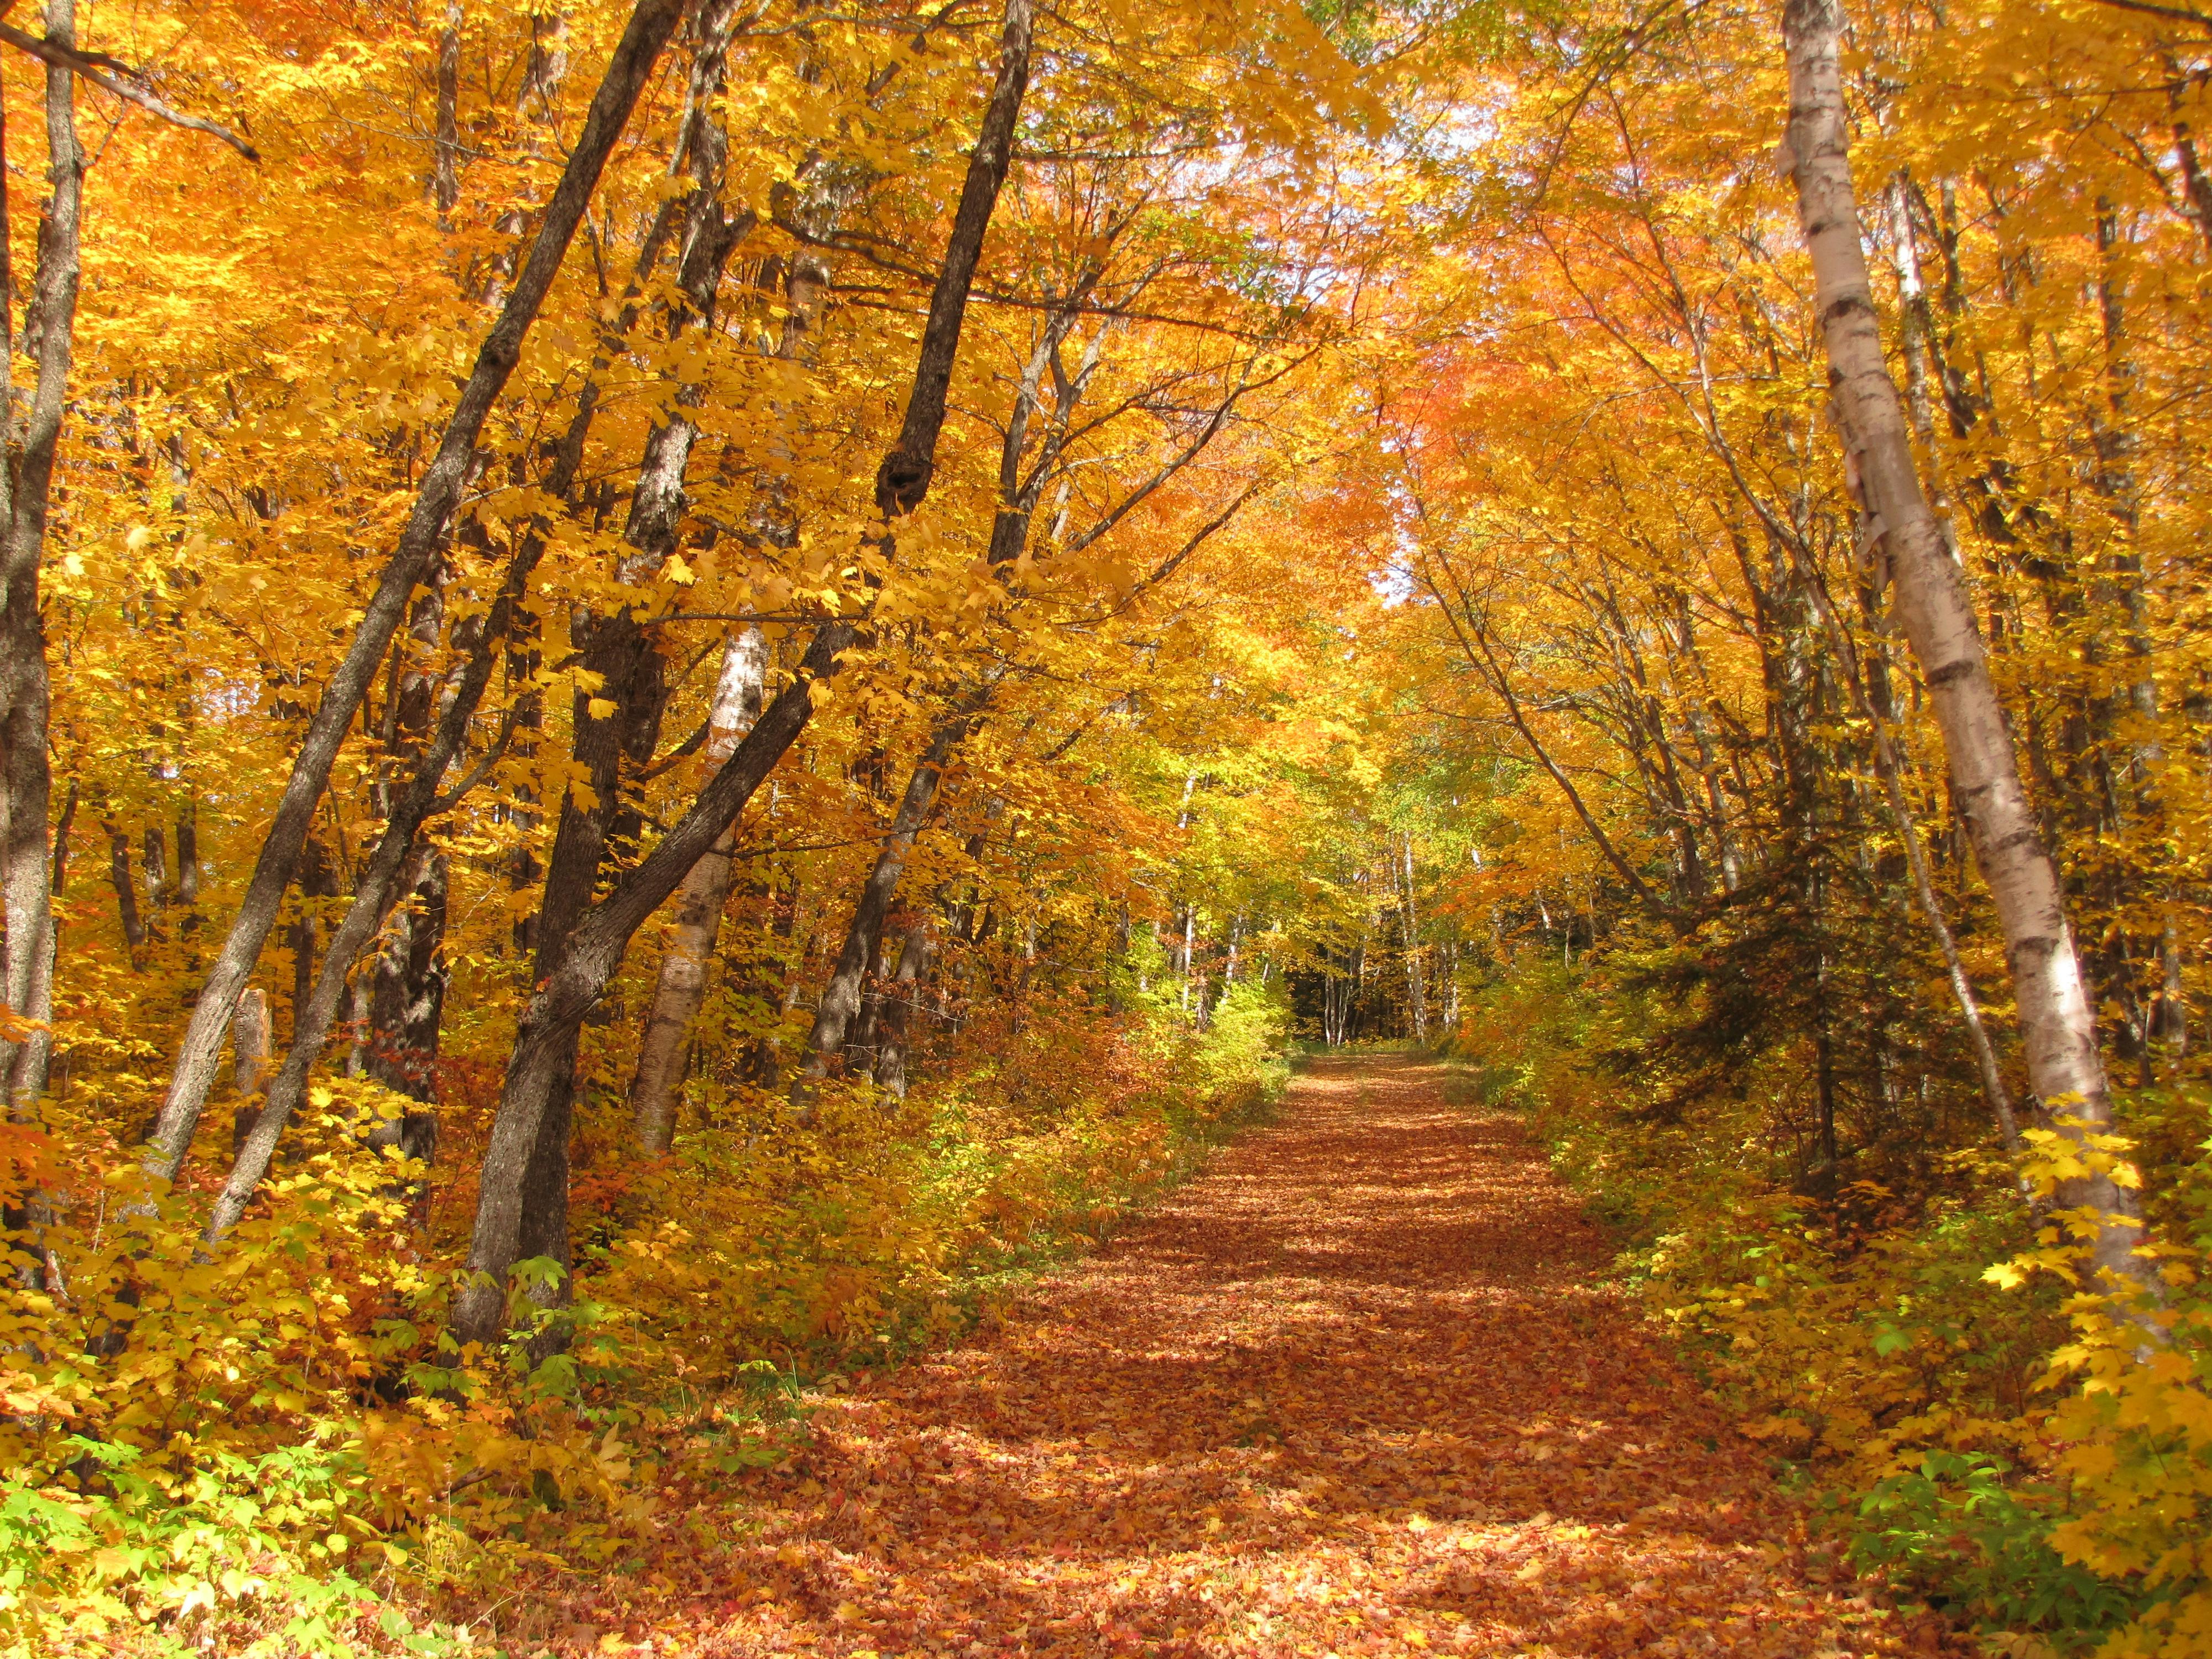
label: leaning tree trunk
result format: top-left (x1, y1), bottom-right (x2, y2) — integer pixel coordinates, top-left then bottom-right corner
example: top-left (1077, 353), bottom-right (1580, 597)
top-left (202, 542), bottom-right (546, 1244)
top-left (1781, 0), bottom-right (2148, 1297)
top-left (451, 0), bottom-right (1036, 1353)
top-left (791, 709), bottom-right (975, 1110)
top-left (357, 551), bottom-right (455, 1162)
top-left (200, 2), bottom-right (698, 1238)
top-left (629, 626), bottom-right (768, 1153)
top-left (789, 275), bottom-right (1098, 1100)
top-left (143, 0), bottom-right (689, 1182)
top-left (499, 0), bottom-right (759, 1327)
top-left (628, 80), bottom-right (840, 1152)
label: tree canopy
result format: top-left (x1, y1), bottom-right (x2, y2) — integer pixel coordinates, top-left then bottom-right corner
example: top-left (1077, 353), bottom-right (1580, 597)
top-left (2, 0), bottom-right (2210, 1652)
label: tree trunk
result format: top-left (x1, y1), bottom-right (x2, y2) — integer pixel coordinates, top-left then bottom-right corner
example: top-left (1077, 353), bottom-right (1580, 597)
top-left (1782, 0), bottom-right (2146, 1295)
top-left (230, 987), bottom-right (273, 1152)
top-left (433, 0), bottom-right (462, 219)
top-left (628, 21), bottom-right (841, 1146)
top-left (0, 0), bottom-right (84, 1120)
top-left (871, 916), bottom-right (933, 1099)
top-left (450, 619), bottom-right (847, 1342)
top-left (362, 842), bottom-right (448, 1169)
top-left (288, 835), bottom-right (342, 1048)
top-left (205, 542), bottom-right (549, 1244)
top-left (358, 558), bottom-right (453, 1161)
top-left (174, 799), bottom-right (200, 924)
top-left (141, 826), bottom-right (169, 935)
top-left (1803, 566), bottom-right (2024, 1156)
top-left (107, 825), bottom-right (143, 959)
top-left (796, 266), bottom-right (1094, 1082)
top-left (498, 0), bottom-right (759, 1323)
top-left (452, 0), bottom-right (1035, 1351)
top-left (629, 626), bottom-right (768, 1153)
top-left (144, 0), bottom-right (690, 1181)
top-left (793, 708), bottom-right (975, 1105)
top-left (1400, 836), bottom-right (1426, 1041)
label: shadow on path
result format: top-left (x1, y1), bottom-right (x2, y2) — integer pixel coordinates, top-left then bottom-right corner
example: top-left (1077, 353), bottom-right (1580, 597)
top-left (566, 1056), bottom-right (1940, 1657)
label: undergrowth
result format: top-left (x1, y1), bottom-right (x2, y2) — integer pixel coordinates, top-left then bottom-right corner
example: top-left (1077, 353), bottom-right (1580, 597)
top-left (1441, 963), bottom-right (2212, 1659)
top-left (0, 980), bottom-right (1291, 1657)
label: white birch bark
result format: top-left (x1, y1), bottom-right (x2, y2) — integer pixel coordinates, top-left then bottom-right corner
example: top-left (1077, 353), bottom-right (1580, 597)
top-left (629, 627), bottom-right (767, 1153)
top-left (1782, 0), bottom-right (2148, 1296)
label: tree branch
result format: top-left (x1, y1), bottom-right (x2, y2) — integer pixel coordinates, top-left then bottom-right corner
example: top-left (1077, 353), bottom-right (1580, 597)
top-left (0, 22), bottom-right (260, 160)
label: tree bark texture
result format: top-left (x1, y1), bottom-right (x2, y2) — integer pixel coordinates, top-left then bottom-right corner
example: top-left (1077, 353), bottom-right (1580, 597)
top-left (0, 0), bottom-right (84, 1120)
top-left (229, 987), bottom-right (273, 1152)
top-left (434, 0), bottom-right (462, 218)
top-left (362, 841), bottom-right (448, 1167)
top-left (450, 619), bottom-right (849, 1344)
top-left (872, 0), bottom-right (1032, 516)
top-left (1782, 0), bottom-right (2144, 1293)
top-left (494, 0), bottom-right (758, 1324)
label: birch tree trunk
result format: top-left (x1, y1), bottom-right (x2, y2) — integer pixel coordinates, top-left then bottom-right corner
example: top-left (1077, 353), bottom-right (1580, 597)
top-left (1781, 0), bottom-right (2148, 1295)
top-left (629, 626), bottom-right (768, 1153)
top-left (792, 709), bottom-right (975, 1107)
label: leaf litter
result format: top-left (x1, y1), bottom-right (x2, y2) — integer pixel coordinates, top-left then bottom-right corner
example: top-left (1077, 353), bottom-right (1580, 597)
top-left (544, 1057), bottom-right (1962, 1656)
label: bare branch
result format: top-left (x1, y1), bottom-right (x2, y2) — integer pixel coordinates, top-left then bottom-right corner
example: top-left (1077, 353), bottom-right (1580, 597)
top-left (0, 22), bottom-right (260, 160)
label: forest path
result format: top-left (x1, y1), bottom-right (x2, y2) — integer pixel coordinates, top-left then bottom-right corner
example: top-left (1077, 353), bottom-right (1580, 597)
top-left (615, 1056), bottom-right (1934, 1657)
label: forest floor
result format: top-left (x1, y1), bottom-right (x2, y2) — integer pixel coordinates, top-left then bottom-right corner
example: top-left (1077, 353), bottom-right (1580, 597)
top-left (536, 1056), bottom-right (1957, 1657)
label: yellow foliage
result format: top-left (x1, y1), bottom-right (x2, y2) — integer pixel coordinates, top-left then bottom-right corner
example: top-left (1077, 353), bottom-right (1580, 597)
top-left (1455, 970), bottom-right (2212, 1657)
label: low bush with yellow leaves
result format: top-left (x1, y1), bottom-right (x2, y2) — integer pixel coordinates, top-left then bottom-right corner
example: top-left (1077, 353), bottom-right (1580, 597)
top-left (0, 982), bottom-right (1291, 1655)
top-left (1449, 967), bottom-right (2212, 1658)
top-left (587, 983), bottom-right (1284, 1389)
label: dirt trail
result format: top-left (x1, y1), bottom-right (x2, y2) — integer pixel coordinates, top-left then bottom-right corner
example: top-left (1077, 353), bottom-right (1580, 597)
top-left (614, 1057), bottom-right (1931, 1656)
